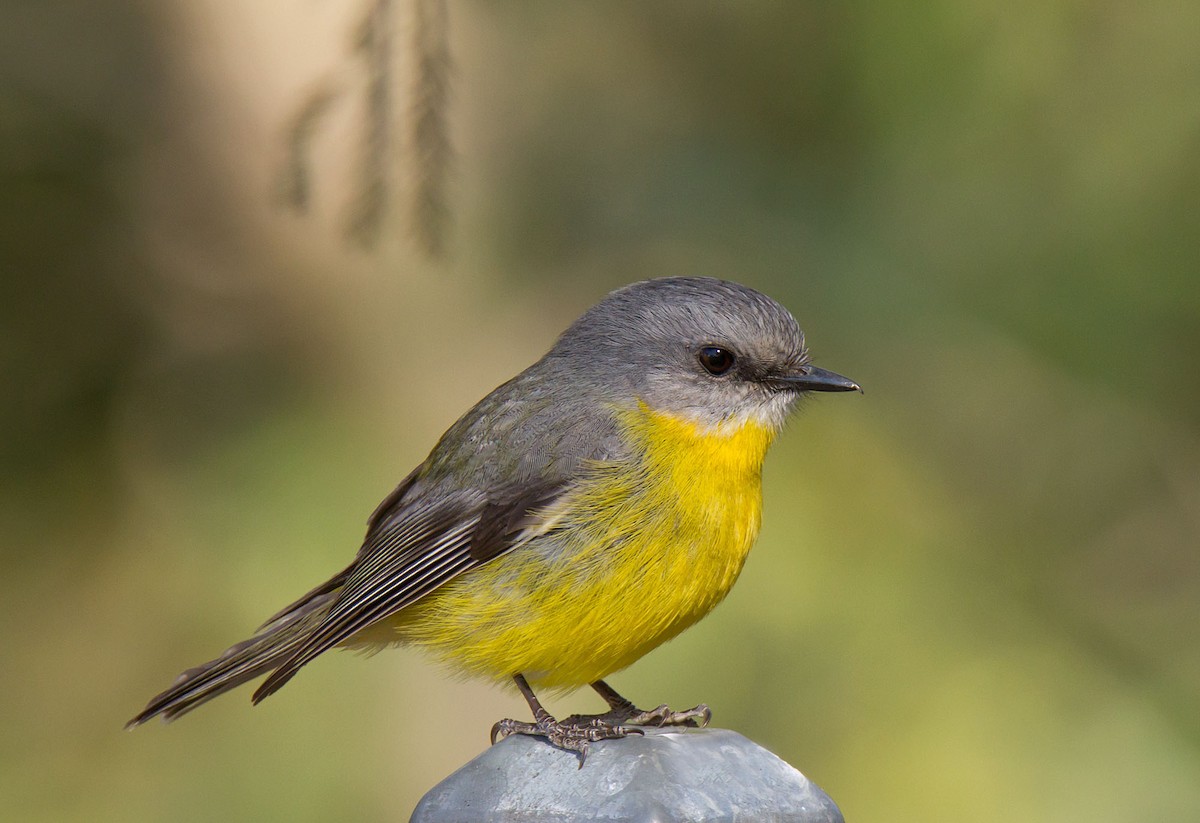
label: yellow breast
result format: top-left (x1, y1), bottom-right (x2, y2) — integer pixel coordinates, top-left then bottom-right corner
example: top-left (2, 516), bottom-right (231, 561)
top-left (384, 403), bottom-right (777, 690)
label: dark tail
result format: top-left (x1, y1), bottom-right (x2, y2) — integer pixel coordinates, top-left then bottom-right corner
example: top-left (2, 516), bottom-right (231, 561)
top-left (126, 573), bottom-right (348, 727)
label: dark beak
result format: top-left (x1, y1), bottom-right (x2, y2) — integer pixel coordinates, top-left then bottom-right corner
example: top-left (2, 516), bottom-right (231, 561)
top-left (774, 365), bottom-right (861, 393)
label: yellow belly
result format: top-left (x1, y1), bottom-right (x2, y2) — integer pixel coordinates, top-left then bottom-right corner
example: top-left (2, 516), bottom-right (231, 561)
top-left (372, 404), bottom-right (776, 690)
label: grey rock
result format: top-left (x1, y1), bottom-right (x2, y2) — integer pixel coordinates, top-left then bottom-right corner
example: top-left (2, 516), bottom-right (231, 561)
top-left (411, 727), bottom-right (844, 823)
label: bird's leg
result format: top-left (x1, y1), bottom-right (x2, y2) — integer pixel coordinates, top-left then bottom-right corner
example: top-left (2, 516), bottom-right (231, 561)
top-left (584, 679), bottom-right (712, 728)
top-left (490, 673), bottom-right (641, 765)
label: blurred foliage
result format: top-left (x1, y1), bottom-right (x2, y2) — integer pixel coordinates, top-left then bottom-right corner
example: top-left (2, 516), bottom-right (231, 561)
top-left (1, 1), bottom-right (1197, 822)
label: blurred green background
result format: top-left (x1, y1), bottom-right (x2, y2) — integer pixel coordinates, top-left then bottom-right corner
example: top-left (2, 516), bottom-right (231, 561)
top-left (3, 1), bottom-right (1198, 821)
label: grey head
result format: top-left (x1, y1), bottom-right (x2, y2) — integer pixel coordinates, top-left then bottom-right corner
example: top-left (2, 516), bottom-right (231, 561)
top-left (545, 277), bottom-right (859, 431)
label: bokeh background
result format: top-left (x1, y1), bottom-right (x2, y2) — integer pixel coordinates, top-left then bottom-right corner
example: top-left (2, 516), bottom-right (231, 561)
top-left (3, 1), bottom-right (1198, 821)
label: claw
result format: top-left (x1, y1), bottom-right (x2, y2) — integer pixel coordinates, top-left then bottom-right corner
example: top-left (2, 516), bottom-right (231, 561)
top-left (490, 719), bottom-right (511, 745)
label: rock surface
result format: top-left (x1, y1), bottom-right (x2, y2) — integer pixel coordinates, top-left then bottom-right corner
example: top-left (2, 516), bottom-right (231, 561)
top-left (411, 727), bottom-right (844, 823)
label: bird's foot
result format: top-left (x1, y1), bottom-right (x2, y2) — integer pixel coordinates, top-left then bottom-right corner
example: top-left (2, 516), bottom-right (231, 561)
top-left (566, 701), bottom-right (711, 729)
top-left (611, 701), bottom-right (713, 728)
top-left (490, 714), bottom-right (643, 766)
top-left (587, 680), bottom-right (712, 728)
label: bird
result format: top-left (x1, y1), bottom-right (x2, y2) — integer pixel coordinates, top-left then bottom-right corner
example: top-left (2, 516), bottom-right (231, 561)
top-left (127, 276), bottom-right (859, 760)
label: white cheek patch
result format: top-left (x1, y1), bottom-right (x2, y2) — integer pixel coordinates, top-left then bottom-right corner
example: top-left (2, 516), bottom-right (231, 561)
top-left (671, 390), bottom-right (795, 435)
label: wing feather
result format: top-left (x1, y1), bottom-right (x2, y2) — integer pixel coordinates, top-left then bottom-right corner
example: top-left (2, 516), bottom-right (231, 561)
top-left (251, 480), bottom-right (567, 703)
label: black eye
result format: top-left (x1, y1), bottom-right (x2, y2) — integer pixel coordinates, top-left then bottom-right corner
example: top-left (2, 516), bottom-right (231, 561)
top-left (698, 346), bottom-right (736, 375)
